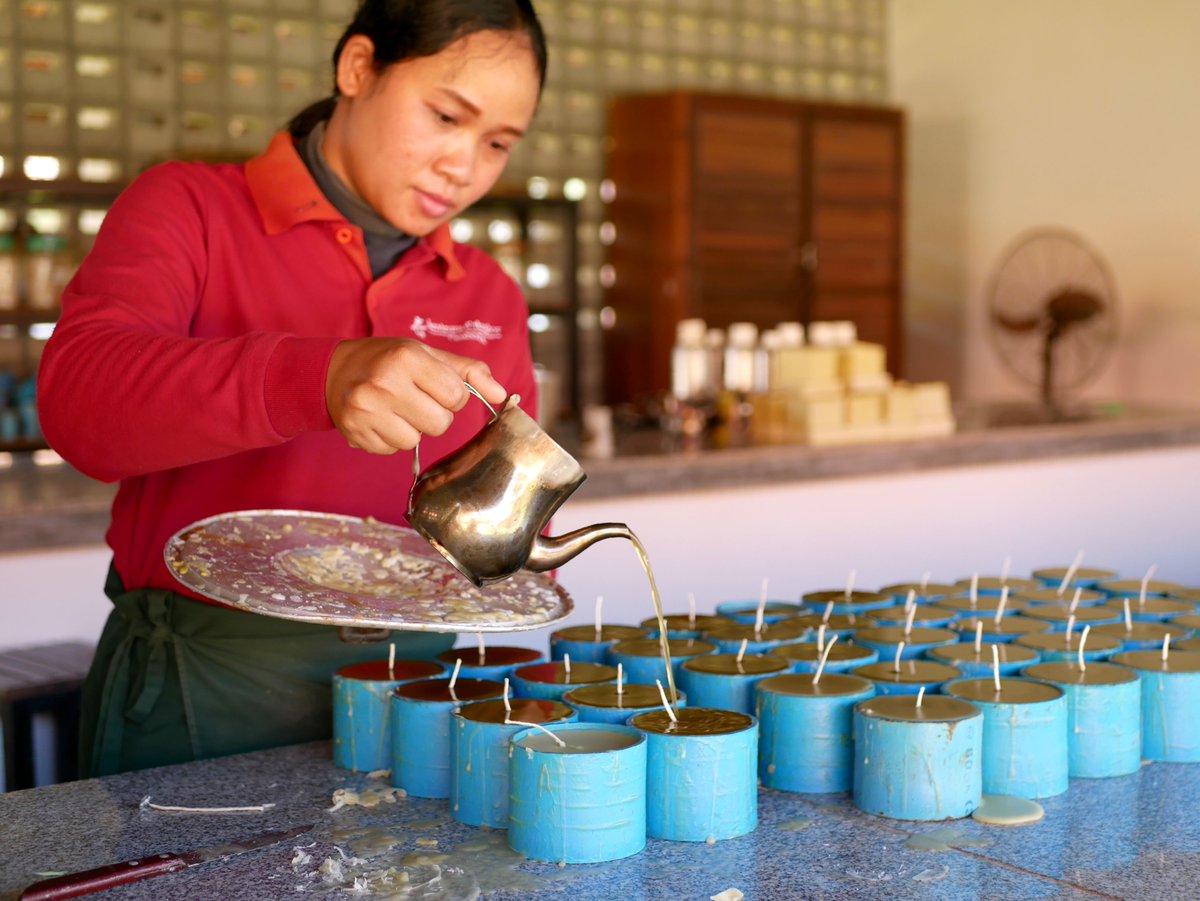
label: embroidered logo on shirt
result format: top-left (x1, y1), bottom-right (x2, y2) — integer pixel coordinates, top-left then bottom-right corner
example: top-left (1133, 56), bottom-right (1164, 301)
top-left (410, 316), bottom-right (503, 345)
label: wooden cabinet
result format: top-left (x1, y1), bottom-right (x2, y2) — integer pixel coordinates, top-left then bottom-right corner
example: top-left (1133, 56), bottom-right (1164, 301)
top-left (602, 92), bottom-right (904, 404)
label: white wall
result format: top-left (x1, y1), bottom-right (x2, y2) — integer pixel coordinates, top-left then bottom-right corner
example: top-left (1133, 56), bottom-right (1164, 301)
top-left (891, 0), bottom-right (1200, 404)
top-left (5, 446), bottom-right (1198, 655)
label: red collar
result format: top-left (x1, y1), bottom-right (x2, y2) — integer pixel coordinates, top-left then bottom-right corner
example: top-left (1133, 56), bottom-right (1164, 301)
top-left (244, 131), bottom-right (465, 281)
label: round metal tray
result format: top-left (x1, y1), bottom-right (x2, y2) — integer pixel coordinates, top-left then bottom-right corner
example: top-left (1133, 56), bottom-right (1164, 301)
top-left (164, 510), bottom-right (573, 633)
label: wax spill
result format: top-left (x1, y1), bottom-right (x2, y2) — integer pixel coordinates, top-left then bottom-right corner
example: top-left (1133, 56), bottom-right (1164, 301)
top-left (903, 829), bottom-right (991, 852)
top-left (778, 818), bottom-right (813, 832)
top-left (912, 865), bottom-right (950, 883)
top-left (971, 794), bottom-right (1045, 826)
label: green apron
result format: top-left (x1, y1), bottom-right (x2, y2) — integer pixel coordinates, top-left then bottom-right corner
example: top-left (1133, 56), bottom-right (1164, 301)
top-left (79, 564), bottom-right (455, 777)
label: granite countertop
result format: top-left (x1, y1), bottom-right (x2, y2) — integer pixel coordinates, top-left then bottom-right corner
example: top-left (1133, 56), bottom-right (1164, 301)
top-left (4, 403), bottom-right (1200, 554)
top-left (0, 740), bottom-right (1195, 900)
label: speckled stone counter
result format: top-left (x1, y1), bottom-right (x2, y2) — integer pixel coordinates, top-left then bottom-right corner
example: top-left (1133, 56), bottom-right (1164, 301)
top-left (1, 740), bottom-right (1196, 900)
top-left (5, 404), bottom-right (1200, 554)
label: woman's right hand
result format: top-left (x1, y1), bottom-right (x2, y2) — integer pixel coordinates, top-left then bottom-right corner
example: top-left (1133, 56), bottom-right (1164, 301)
top-left (325, 337), bottom-right (506, 454)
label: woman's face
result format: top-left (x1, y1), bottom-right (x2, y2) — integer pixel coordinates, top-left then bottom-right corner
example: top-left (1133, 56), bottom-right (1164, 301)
top-left (324, 30), bottom-right (540, 236)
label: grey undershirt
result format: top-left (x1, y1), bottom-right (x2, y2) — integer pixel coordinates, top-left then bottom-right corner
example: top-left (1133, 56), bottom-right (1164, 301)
top-left (300, 121), bottom-right (418, 279)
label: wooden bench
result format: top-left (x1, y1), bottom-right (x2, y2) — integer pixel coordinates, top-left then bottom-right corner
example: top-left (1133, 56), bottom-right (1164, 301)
top-left (0, 642), bottom-right (94, 791)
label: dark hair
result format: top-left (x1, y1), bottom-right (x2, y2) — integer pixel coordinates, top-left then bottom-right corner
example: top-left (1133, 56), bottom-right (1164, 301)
top-left (288, 0), bottom-right (546, 137)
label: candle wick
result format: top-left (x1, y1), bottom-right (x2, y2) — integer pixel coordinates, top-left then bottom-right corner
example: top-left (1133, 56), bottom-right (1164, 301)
top-left (893, 642), bottom-right (905, 674)
top-left (688, 591), bottom-right (697, 626)
top-left (1078, 625), bottom-right (1091, 672)
top-left (476, 631), bottom-right (486, 665)
top-left (509, 719), bottom-right (566, 747)
top-left (974, 621), bottom-right (983, 654)
top-left (617, 662), bottom-right (624, 697)
top-left (970, 573), bottom-right (979, 606)
top-left (812, 634), bottom-right (838, 686)
top-left (594, 595), bottom-right (604, 638)
top-left (915, 685), bottom-right (925, 708)
top-left (822, 601), bottom-right (833, 625)
top-left (846, 568), bottom-right (856, 600)
top-left (1163, 632), bottom-right (1172, 663)
top-left (656, 679), bottom-right (677, 723)
top-left (448, 658), bottom-right (462, 704)
top-left (991, 645), bottom-right (1001, 694)
top-left (1123, 598), bottom-right (1133, 632)
top-left (1059, 549), bottom-right (1085, 598)
top-left (563, 653), bottom-right (572, 684)
top-left (502, 677), bottom-right (512, 715)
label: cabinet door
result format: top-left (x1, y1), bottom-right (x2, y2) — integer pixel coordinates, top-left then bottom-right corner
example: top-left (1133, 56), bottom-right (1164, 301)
top-left (804, 110), bottom-right (904, 372)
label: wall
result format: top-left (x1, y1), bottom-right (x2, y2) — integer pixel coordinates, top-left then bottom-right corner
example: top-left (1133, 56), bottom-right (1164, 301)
top-left (891, 0), bottom-right (1200, 405)
top-left (5, 445), bottom-right (1198, 654)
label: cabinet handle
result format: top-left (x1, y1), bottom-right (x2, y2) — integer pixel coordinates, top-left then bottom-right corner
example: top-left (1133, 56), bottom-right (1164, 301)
top-left (800, 242), bottom-right (819, 272)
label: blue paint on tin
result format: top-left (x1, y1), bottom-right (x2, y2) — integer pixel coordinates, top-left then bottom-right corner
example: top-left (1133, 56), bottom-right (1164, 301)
top-left (868, 606), bottom-right (959, 629)
top-left (508, 723), bottom-right (647, 863)
top-left (562, 685), bottom-right (689, 724)
top-left (926, 643), bottom-right (1040, 677)
top-left (851, 659), bottom-right (962, 696)
top-left (510, 661), bottom-right (617, 702)
top-left (1113, 651), bottom-right (1200, 762)
top-left (852, 627), bottom-right (959, 661)
top-left (677, 655), bottom-right (788, 715)
top-left (801, 590), bottom-right (894, 617)
top-left (549, 625), bottom-right (649, 664)
top-left (944, 677), bottom-right (1068, 799)
top-left (852, 694), bottom-right (982, 820)
top-left (757, 672), bottom-right (875, 793)
top-left (715, 600), bottom-right (803, 624)
top-left (331, 660), bottom-right (444, 772)
top-left (606, 639), bottom-right (715, 687)
top-left (771, 642), bottom-right (879, 674)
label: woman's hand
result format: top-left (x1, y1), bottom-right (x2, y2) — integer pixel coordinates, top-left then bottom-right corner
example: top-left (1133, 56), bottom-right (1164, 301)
top-left (325, 338), bottom-right (506, 453)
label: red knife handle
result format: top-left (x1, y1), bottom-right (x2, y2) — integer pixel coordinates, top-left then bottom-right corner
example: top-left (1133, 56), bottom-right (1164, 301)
top-left (19, 853), bottom-right (187, 901)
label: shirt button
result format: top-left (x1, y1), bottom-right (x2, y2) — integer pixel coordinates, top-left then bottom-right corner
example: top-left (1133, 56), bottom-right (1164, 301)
top-left (335, 227), bottom-right (353, 244)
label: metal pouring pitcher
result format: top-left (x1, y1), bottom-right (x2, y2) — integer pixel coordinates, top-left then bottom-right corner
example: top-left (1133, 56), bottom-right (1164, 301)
top-left (407, 385), bottom-right (631, 587)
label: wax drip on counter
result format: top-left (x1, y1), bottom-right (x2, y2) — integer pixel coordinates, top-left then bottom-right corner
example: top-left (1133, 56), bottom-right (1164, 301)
top-left (972, 794), bottom-right (1044, 826)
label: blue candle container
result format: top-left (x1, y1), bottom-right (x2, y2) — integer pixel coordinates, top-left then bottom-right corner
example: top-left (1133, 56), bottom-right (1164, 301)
top-left (1091, 621), bottom-right (1189, 651)
top-left (549, 624), bottom-right (648, 664)
top-left (715, 600), bottom-right (803, 624)
top-left (1174, 613), bottom-right (1200, 634)
top-left (1032, 566), bottom-right (1118, 591)
top-left (632, 707), bottom-right (758, 842)
top-left (851, 659), bottom-right (961, 696)
top-left (1168, 588), bottom-right (1200, 608)
top-left (450, 698), bottom-right (576, 828)
top-left (1022, 604), bottom-right (1123, 632)
top-left (1014, 631), bottom-right (1121, 663)
top-left (701, 620), bottom-right (810, 654)
top-left (1102, 597), bottom-right (1194, 623)
top-left (852, 626), bottom-right (959, 661)
top-left (332, 660), bottom-right (444, 772)
top-left (435, 646), bottom-right (544, 683)
top-left (678, 653), bottom-right (789, 715)
top-left (801, 589), bottom-right (894, 617)
top-left (511, 661), bottom-right (617, 702)
top-left (784, 613), bottom-right (863, 642)
top-left (770, 641), bottom-right (878, 674)
top-left (867, 606), bottom-right (958, 629)
top-left (952, 615), bottom-right (1052, 644)
top-left (927, 641), bottom-right (1040, 677)
top-left (640, 614), bottom-right (728, 640)
top-left (952, 576), bottom-right (1040, 597)
top-left (944, 677), bottom-right (1068, 799)
top-left (606, 638), bottom-right (715, 686)
top-left (508, 723), bottom-right (647, 864)
top-left (878, 582), bottom-right (959, 606)
top-left (852, 694), bottom-right (983, 820)
top-left (390, 678), bottom-right (504, 798)
top-left (562, 683), bottom-right (688, 724)
top-left (1013, 587), bottom-right (1107, 608)
top-left (757, 672), bottom-right (874, 793)
top-left (1178, 638), bottom-right (1200, 652)
top-left (1097, 578), bottom-right (1183, 599)
top-left (1112, 650), bottom-right (1200, 762)
top-left (1023, 661), bottom-right (1141, 778)
top-left (933, 594), bottom-right (1031, 620)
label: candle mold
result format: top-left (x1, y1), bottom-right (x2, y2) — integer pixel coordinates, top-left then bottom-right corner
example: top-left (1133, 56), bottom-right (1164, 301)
top-left (562, 683), bottom-right (689, 724)
top-left (1022, 605), bottom-right (1123, 632)
top-left (852, 626), bottom-right (959, 660)
top-left (1032, 566), bottom-right (1118, 591)
top-left (1112, 649), bottom-right (1200, 762)
top-left (678, 653), bottom-right (789, 715)
top-left (1090, 621), bottom-right (1188, 651)
top-left (1097, 578), bottom-right (1184, 599)
top-left (801, 589), bottom-right (894, 616)
top-left (1102, 597), bottom-right (1194, 623)
top-left (867, 606), bottom-right (958, 629)
top-left (953, 576), bottom-right (1040, 597)
top-left (1015, 631), bottom-right (1121, 663)
top-left (770, 640), bottom-right (878, 674)
top-left (715, 600), bottom-right (803, 624)
top-left (951, 615), bottom-right (1051, 644)
top-left (928, 642), bottom-right (1040, 677)
top-left (332, 659), bottom-right (444, 772)
top-left (701, 621), bottom-right (810, 654)
top-left (607, 638), bottom-right (715, 687)
top-left (640, 613), bottom-right (728, 640)
top-left (878, 582), bottom-right (959, 605)
top-left (510, 660), bottom-right (617, 701)
top-left (436, 645), bottom-right (544, 682)
top-left (549, 624), bottom-right (648, 663)
top-left (851, 659), bottom-right (961, 696)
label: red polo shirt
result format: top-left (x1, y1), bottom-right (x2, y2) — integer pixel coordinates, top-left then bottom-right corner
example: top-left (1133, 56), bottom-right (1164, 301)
top-left (38, 132), bottom-right (537, 602)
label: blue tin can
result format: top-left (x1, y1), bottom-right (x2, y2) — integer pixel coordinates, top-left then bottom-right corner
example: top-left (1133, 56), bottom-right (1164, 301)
top-left (1168, 588), bottom-right (1200, 608)
top-left (1178, 638), bottom-right (1200, 652)
top-left (952, 615), bottom-right (1052, 644)
top-left (852, 626), bottom-right (959, 661)
top-left (878, 582), bottom-right (960, 606)
top-left (332, 660), bottom-right (444, 772)
top-left (450, 698), bottom-right (576, 828)
top-left (868, 606), bottom-right (959, 629)
top-left (510, 660), bottom-right (616, 701)
top-left (782, 613), bottom-right (863, 642)
top-left (1022, 661), bottom-right (1141, 777)
top-left (770, 641), bottom-right (878, 674)
top-left (1032, 566), bottom-right (1118, 591)
top-left (563, 683), bottom-right (688, 724)
top-left (640, 614), bottom-right (728, 640)
top-left (952, 576), bottom-right (1040, 597)
top-left (632, 707), bottom-right (758, 842)
top-left (1091, 621), bottom-right (1189, 651)
top-left (944, 677), bottom-right (1068, 799)
top-left (1113, 650), bottom-right (1200, 762)
top-left (701, 620), bottom-right (810, 654)
top-left (715, 600), bottom-right (803, 624)
top-left (802, 589), bottom-right (894, 617)
top-left (851, 659), bottom-right (961, 696)
top-left (1102, 598), bottom-right (1194, 623)
top-left (549, 624), bottom-right (648, 664)
top-left (1014, 631), bottom-right (1121, 663)
top-left (678, 653), bottom-right (789, 715)
top-left (435, 645), bottom-right (544, 682)
top-left (927, 642), bottom-right (1040, 677)
top-left (1097, 578), bottom-right (1183, 599)
top-left (607, 638), bottom-right (715, 686)
top-left (390, 678), bottom-right (504, 798)
top-left (1023, 604), bottom-right (1123, 632)
top-left (932, 594), bottom-right (1031, 620)
top-left (508, 723), bottom-right (647, 864)
top-left (853, 694), bottom-right (983, 820)
top-left (1013, 587), bottom-right (1107, 607)
top-left (757, 672), bottom-right (874, 793)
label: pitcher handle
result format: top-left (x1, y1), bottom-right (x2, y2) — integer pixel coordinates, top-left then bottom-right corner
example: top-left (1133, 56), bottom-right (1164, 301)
top-left (408, 382), bottom-right (501, 516)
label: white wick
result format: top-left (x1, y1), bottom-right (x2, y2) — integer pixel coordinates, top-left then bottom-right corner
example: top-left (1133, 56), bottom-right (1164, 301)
top-left (1069, 586), bottom-right (1083, 614)
top-left (846, 569), bottom-right (856, 600)
top-left (1058, 549), bottom-right (1085, 597)
top-left (812, 634), bottom-right (839, 686)
top-left (509, 719), bottom-right (566, 746)
top-left (920, 572), bottom-right (931, 593)
top-left (502, 677), bottom-right (512, 715)
top-left (448, 658), bottom-right (462, 703)
top-left (1123, 598), bottom-right (1133, 632)
top-left (688, 591), bottom-right (697, 626)
top-left (477, 631), bottom-right (486, 665)
top-left (1078, 625), bottom-right (1091, 672)
top-left (893, 642), bottom-right (905, 673)
top-left (991, 644), bottom-right (1002, 693)
top-left (594, 595), bottom-right (604, 638)
top-left (1065, 614), bottom-right (1077, 640)
top-left (388, 642), bottom-right (395, 679)
top-left (656, 679), bottom-right (678, 723)
top-left (903, 602), bottom-right (917, 638)
top-left (817, 623), bottom-right (827, 653)
top-left (1163, 632), bottom-right (1172, 663)
top-left (736, 638), bottom-right (749, 673)
top-left (974, 621), bottom-right (983, 653)
top-left (617, 662), bottom-right (624, 697)
top-left (970, 573), bottom-right (979, 605)
top-left (563, 653), bottom-right (572, 683)
top-left (905, 589), bottom-right (917, 612)
top-left (1141, 564), bottom-right (1158, 608)
top-left (822, 601), bottom-right (834, 624)
top-left (993, 586), bottom-right (1010, 626)
top-left (1000, 556), bottom-right (1012, 583)
top-left (915, 685), bottom-right (926, 708)
top-left (754, 578), bottom-right (769, 637)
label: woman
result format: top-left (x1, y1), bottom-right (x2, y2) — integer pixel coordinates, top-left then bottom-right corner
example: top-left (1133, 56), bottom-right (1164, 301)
top-left (37, 0), bottom-right (547, 776)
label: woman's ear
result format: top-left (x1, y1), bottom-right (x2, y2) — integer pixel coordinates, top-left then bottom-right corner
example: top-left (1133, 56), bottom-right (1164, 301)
top-left (335, 35), bottom-right (378, 98)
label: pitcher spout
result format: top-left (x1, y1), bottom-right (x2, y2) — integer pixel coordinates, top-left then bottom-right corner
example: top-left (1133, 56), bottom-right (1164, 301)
top-left (525, 523), bottom-right (634, 572)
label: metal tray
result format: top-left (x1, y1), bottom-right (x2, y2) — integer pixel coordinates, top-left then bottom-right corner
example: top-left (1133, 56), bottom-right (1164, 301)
top-left (164, 510), bottom-right (573, 633)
